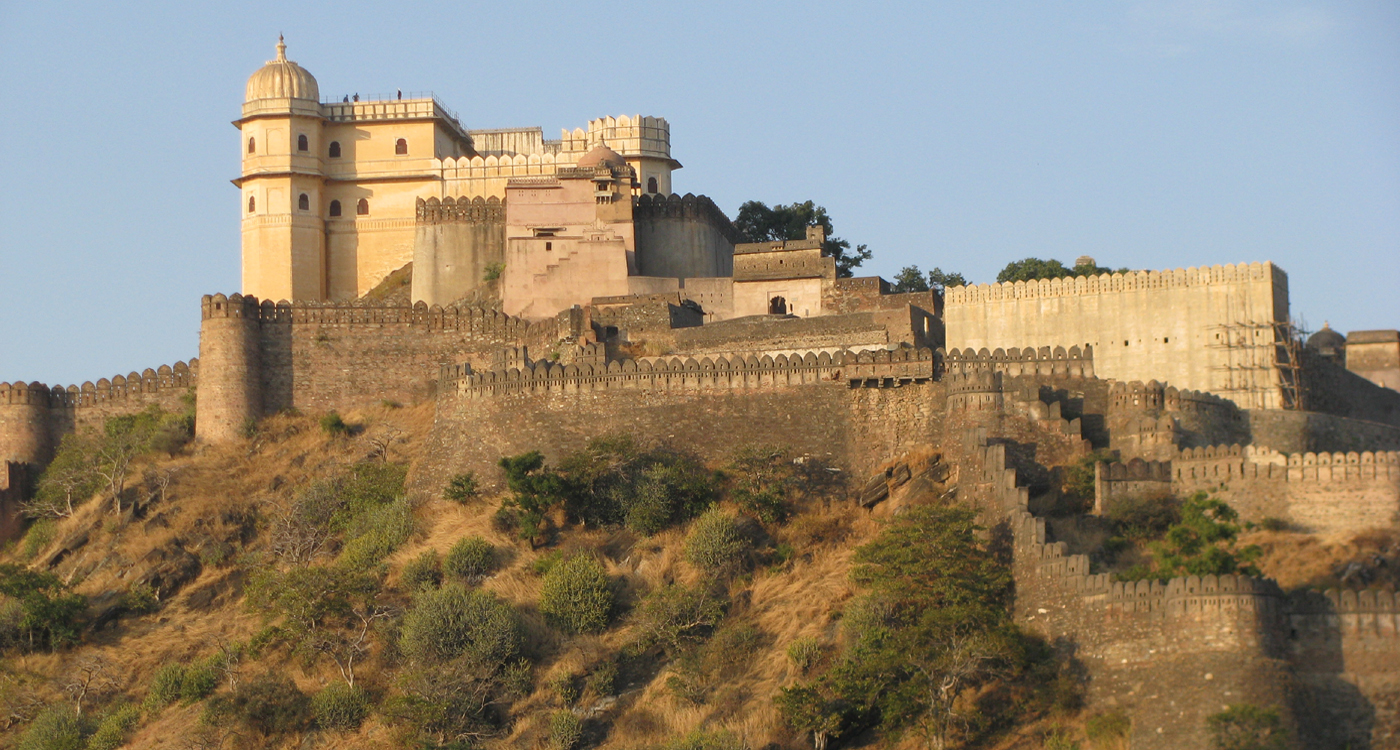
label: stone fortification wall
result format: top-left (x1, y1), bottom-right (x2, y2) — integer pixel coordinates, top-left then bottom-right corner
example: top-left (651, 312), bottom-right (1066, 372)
top-left (964, 439), bottom-right (1349, 750)
top-left (1171, 444), bottom-right (1400, 534)
top-left (418, 347), bottom-right (942, 496)
top-left (669, 312), bottom-right (912, 358)
top-left (0, 361), bottom-right (199, 467)
top-left (944, 262), bottom-right (1289, 410)
top-left (410, 196), bottom-right (506, 307)
top-left (1288, 589), bottom-right (1400, 748)
top-left (1300, 348), bottom-right (1400, 429)
top-left (589, 294), bottom-right (704, 340)
top-left (1245, 408), bottom-right (1400, 454)
top-left (633, 193), bottom-right (737, 279)
top-left (197, 293), bottom-right (582, 442)
top-left (1104, 379), bottom-right (1248, 459)
top-left (0, 462), bottom-right (30, 543)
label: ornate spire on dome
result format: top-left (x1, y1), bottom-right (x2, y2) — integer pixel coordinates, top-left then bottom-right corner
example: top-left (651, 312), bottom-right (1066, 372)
top-left (276, 34), bottom-right (286, 62)
top-left (245, 35), bottom-right (319, 103)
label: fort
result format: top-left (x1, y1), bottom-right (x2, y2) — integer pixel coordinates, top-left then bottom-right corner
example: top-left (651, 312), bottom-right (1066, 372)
top-left (3, 38), bottom-right (1400, 748)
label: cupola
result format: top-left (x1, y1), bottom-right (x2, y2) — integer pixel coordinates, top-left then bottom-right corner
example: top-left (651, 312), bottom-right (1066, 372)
top-left (245, 36), bottom-right (319, 102)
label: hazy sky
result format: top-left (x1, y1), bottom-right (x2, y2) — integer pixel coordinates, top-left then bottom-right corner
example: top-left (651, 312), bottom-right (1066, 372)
top-left (1, 1), bottom-right (1397, 385)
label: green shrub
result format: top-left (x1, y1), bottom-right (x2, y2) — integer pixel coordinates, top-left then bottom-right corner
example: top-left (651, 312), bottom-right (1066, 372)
top-left (1085, 710), bottom-right (1131, 746)
top-left (211, 674), bottom-right (311, 736)
top-left (787, 637), bottom-right (823, 674)
top-left (338, 498), bottom-right (415, 567)
top-left (539, 555), bottom-right (613, 634)
top-left (484, 262), bottom-right (505, 282)
top-left (1107, 493), bottom-right (1180, 540)
top-left (0, 564), bottom-right (85, 651)
top-left (119, 583), bottom-right (159, 615)
top-left (684, 509), bottom-right (749, 574)
top-left (320, 412), bottom-right (348, 436)
top-left (547, 709), bottom-right (583, 750)
top-left (547, 672), bottom-right (579, 705)
top-left (443, 536), bottom-right (496, 582)
top-left (1206, 704), bottom-right (1287, 750)
top-left (401, 550), bottom-right (442, 591)
top-left (399, 583), bottom-right (522, 665)
top-left (634, 584), bottom-right (725, 655)
top-left (312, 682), bottom-right (369, 731)
top-left (498, 451), bottom-right (568, 543)
top-left (15, 705), bottom-right (89, 750)
top-left (85, 705), bottom-right (141, 750)
top-left (1120, 493), bottom-right (1262, 581)
top-left (531, 550), bottom-right (563, 576)
top-left (143, 663), bottom-right (187, 711)
top-left (21, 520), bottom-right (56, 560)
top-left (558, 436), bottom-right (717, 535)
top-left (1257, 517), bottom-right (1292, 532)
top-left (180, 659), bottom-right (220, 703)
top-left (586, 658), bottom-right (618, 697)
top-left (726, 445), bottom-right (794, 523)
top-left (444, 473), bottom-right (480, 504)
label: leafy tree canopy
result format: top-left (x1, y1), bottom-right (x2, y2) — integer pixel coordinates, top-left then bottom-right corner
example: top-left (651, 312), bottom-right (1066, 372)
top-left (734, 200), bottom-right (871, 278)
top-left (890, 266), bottom-right (969, 294)
top-left (1120, 493), bottom-right (1262, 581)
top-left (996, 257), bottom-right (1129, 284)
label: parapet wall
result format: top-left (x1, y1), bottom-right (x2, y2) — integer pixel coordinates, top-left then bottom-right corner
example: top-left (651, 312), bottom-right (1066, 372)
top-left (944, 262), bottom-right (1289, 410)
top-left (1172, 444), bottom-right (1400, 534)
top-left (940, 345), bottom-right (1095, 379)
top-left (197, 293), bottom-right (584, 442)
top-left (0, 360), bottom-right (199, 467)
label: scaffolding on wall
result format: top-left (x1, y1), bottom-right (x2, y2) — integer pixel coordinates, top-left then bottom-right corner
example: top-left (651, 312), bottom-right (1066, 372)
top-left (1207, 319), bottom-right (1307, 411)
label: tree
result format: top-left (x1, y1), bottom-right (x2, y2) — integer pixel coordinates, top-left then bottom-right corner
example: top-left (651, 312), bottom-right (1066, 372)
top-left (1123, 493), bottom-right (1263, 581)
top-left (891, 266), bottom-right (969, 294)
top-left (245, 565), bottom-right (389, 687)
top-left (779, 503), bottom-right (1022, 750)
top-left (734, 200), bottom-right (871, 277)
top-left (24, 434), bottom-right (100, 520)
top-left (62, 656), bottom-right (116, 717)
top-left (0, 564), bottom-right (85, 651)
top-left (498, 451), bottom-right (567, 544)
top-left (996, 257), bottom-right (1128, 284)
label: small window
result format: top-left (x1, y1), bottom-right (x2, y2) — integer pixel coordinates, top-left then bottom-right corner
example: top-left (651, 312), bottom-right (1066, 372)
top-left (247, 196), bottom-right (255, 213)
top-left (298, 193), bottom-right (309, 210)
top-left (356, 198), bottom-right (369, 216)
top-left (545, 242), bottom-right (552, 251)
top-left (247, 137), bottom-right (256, 154)
top-left (297, 134), bottom-right (308, 152)
top-left (329, 200), bottom-right (341, 217)
top-left (329, 141), bottom-right (341, 158)
top-left (647, 176), bottom-right (658, 194)
top-left (395, 138), bottom-right (408, 155)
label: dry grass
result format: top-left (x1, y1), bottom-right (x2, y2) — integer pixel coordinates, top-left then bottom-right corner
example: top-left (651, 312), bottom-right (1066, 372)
top-left (1246, 526), bottom-right (1399, 591)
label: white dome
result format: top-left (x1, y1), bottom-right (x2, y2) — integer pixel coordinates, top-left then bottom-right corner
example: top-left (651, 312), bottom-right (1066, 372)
top-left (245, 36), bottom-right (319, 102)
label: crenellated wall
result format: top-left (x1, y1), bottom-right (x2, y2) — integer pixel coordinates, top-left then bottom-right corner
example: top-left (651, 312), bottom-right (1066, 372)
top-left (0, 360), bottom-right (199, 466)
top-left (1171, 444), bottom-right (1400, 533)
top-left (410, 196), bottom-right (507, 307)
top-left (196, 293), bottom-right (586, 442)
top-left (944, 262), bottom-right (1290, 409)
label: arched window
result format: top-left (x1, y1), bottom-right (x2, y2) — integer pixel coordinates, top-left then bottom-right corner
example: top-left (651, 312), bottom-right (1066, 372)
top-left (329, 141), bottom-right (341, 158)
top-left (395, 138), bottom-right (408, 155)
top-left (247, 196), bottom-right (256, 213)
top-left (769, 296), bottom-right (787, 315)
top-left (329, 200), bottom-right (341, 217)
top-left (356, 198), bottom-right (369, 216)
top-left (297, 134), bottom-right (308, 152)
top-left (298, 193), bottom-right (309, 211)
top-left (247, 137), bottom-right (256, 154)
top-left (647, 177), bottom-right (658, 194)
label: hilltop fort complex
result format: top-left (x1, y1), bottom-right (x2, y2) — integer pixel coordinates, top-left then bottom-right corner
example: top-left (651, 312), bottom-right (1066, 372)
top-left (4, 40), bottom-right (1400, 748)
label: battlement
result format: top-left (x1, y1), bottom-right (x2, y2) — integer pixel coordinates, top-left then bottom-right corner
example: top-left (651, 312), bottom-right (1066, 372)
top-left (415, 195), bottom-right (505, 224)
top-left (939, 345), bottom-right (1094, 379)
top-left (0, 360), bottom-right (198, 410)
top-left (1108, 379), bottom-right (1236, 413)
top-left (633, 193), bottom-right (740, 245)
top-left (558, 114), bottom-right (671, 161)
top-left (199, 293), bottom-right (561, 339)
top-left (443, 346), bottom-right (935, 398)
top-left (1173, 443), bottom-right (1400, 483)
top-left (944, 261), bottom-right (1284, 305)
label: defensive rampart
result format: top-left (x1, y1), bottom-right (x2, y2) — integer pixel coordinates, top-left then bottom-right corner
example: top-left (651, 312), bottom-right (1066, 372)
top-left (962, 438), bottom-right (1400, 749)
top-left (944, 262), bottom-right (1289, 410)
top-left (0, 462), bottom-right (29, 543)
top-left (197, 293), bottom-right (584, 442)
top-left (0, 360), bottom-right (199, 468)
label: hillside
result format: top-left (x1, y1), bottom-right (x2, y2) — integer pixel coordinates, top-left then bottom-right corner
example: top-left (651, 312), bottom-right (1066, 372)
top-left (0, 402), bottom-right (1387, 750)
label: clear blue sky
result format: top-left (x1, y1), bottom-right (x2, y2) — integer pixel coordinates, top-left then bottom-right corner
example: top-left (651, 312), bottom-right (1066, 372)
top-left (1, 1), bottom-right (1397, 385)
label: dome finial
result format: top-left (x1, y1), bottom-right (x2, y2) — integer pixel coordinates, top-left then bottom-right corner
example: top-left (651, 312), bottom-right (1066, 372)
top-left (276, 35), bottom-right (287, 62)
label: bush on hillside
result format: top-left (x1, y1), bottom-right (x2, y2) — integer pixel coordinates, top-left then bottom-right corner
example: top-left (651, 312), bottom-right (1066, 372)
top-left (85, 705), bottom-right (141, 750)
top-left (0, 565), bottom-right (85, 651)
top-left (443, 536), bottom-right (496, 582)
top-left (633, 584), bottom-right (725, 656)
top-left (559, 436), bottom-right (717, 535)
top-left (1118, 493), bottom-right (1262, 581)
top-left (320, 412), bottom-right (348, 436)
top-left (444, 472), bottom-right (480, 504)
top-left (656, 729), bottom-right (748, 750)
top-left (399, 583), bottom-right (521, 665)
top-left (1206, 704), bottom-right (1287, 750)
top-left (312, 682), bottom-right (369, 731)
top-left (15, 704), bottom-right (90, 750)
top-left (498, 451), bottom-right (568, 543)
top-left (401, 550), bottom-right (442, 591)
top-left (539, 556), bottom-right (613, 634)
top-left (683, 509), bottom-right (750, 575)
top-left (725, 445), bottom-right (795, 523)
top-left (547, 709), bottom-right (583, 750)
top-left (207, 673), bottom-right (311, 736)
top-left (338, 498), bottom-right (415, 567)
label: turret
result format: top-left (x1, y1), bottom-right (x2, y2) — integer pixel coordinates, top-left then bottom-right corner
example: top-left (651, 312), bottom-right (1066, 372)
top-left (197, 294), bottom-right (263, 442)
top-left (0, 382), bottom-right (53, 466)
top-left (235, 37), bottom-right (327, 302)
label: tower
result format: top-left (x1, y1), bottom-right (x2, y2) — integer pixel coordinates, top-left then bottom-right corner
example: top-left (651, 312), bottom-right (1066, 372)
top-left (236, 37), bottom-right (326, 302)
top-left (196, 294), bottom-right (263, 443)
